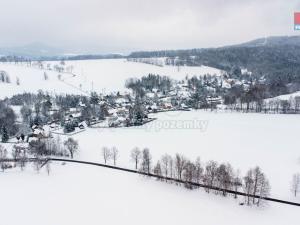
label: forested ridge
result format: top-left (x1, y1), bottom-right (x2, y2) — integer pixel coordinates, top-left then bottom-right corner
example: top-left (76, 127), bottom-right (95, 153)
top-left (129, 36), bottom-right (300, 96)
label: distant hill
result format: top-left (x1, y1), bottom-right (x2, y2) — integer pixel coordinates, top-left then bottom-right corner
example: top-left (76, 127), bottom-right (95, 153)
top-left (65, 54), bottom-right (124, 61)
top-left (129, 35), bottom-right (300, 57)
top-left (0, 42), bottom-right (65, 58)
top-left (236, 36), bottom-right (300, 47)
top-left (0, 43), bottom-right (125, 60)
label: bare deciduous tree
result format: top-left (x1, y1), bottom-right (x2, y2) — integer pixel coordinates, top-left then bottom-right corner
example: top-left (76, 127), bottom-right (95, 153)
top-left (153, 160), bottom-right (162, 178)
top-left (169, 156), bottom-right (174, 178)
top-left (46, 161), bottom-right (51, 176)
top-left (183, 160), bottom-right (196, 189)
top-left (16, 77), bottom-right (20, 85)
top-left (102, 147), bottom-right (111, 164)
top-left (204, 160), bottom-right (218, 193)
top-left (252, 166), bottom-right (263, 204)
top-left (130, 147), bottom-right (141, 170)
top-left (216, 163), bottom-right (233, 196)
top-left (0, 145), bottom-right (7, 172)
top-left (243, 169), bottom-right (254, 205)
top-left (161, 154), bottom-right (171, 178)
top-left (194, 157), bottom-right (203, 184)
top-left (44, 72), bottom-right (48, 80)
top-left (64, 138), bottom-right (79, 159)
top-left (291, 173), bottom-right (300, 197)
top-left (111, 146), bottom-right (119, 166)
top-left (19, 149), bottom-right (27, 171)
top-left (33, 156), bottom-right (41, 173)
top-left (12, 145), bottom-right (21, 161)
top-left (243, 167), bottom-right (270, 206)
top-left (233, 170), bottom-right (242, 199)
top-left (256, 173), bottom-right (270, 206)
top-left (140, 148), bottom-right (152, 174)
top-left (175, 153), bottom-right (187, 180)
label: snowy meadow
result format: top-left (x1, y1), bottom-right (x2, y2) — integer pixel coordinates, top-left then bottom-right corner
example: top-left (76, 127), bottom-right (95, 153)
top-left (0, 162), bottom-right (299, 225)
top-left (73, 110), bottom-right (300, 201)
top-left (0, 59), bottom-right (299, 225)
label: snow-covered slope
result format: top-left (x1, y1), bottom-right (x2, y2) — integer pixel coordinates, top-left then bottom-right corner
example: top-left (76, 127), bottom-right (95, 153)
top-left (266, 91), bottom-right (300, 101)
top-left (0, 59), bottom-right (222, 98)
top-left (46, 59), bottom-right (222, 95)
top-left (0, 163), bottom-right (298, 225)
top-left (0, 63), bottom-right (83, 98)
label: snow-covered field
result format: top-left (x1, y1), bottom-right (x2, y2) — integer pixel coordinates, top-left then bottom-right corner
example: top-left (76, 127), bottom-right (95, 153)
top-left (1, 60), bottom-right (299, 224)
top-left (1, 162), bottom-right (298, 225)
top-left (0, 59), bottom-right (222, 98)
top-left (55, 110), bottom-right (299, 202)
top-left (0, 63), bottom-right (79, 98)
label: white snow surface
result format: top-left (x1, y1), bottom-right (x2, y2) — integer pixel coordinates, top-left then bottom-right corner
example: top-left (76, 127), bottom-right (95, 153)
top-left (0, 107), bottom-right (299, 225)
top-left (0, 60), bottom-right (299, 224)
top-left (0, 63), bottom-right (80, 98)
top-left (0, 59), bottom-right (222, 98)
top-left (62, 110), bottom-right (300, 202)
top-left (0, 162), bottom-right (299, 225)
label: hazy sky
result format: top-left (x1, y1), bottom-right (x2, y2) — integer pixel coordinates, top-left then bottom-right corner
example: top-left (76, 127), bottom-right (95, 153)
top-left (1, 0), bottom-right (300, 53)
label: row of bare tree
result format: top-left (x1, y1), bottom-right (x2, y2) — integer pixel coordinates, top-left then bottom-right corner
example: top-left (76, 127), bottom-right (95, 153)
top-left (101, 147), bottom-right (119, 166)
top-left (225, 96), bottom-right (300, 114)
top-left (129, 147), bottom-right (270, 206)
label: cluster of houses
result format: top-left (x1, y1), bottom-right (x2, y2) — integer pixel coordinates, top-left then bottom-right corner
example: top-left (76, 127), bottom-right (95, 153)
top-left (51, 80), bottom-right (227, 132)
top-left (12, 77), bottom-right (227, 136)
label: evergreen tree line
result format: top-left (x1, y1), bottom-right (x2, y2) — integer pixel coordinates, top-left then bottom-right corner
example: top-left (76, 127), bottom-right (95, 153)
top-left (126, 74), bottom-right (172, 96)
top-left (0, 102), bottom-right (17, 142)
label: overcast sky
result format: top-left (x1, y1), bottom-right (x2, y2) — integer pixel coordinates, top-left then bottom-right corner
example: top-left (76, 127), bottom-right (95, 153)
top-left (1, 0), bottom-right (299, 53)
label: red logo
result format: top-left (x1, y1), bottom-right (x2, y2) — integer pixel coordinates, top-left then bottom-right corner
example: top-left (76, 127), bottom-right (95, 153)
top-left (295, 12), bottom-right (300, 30)
top-left (295, 12), bottom-right (300, 24)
